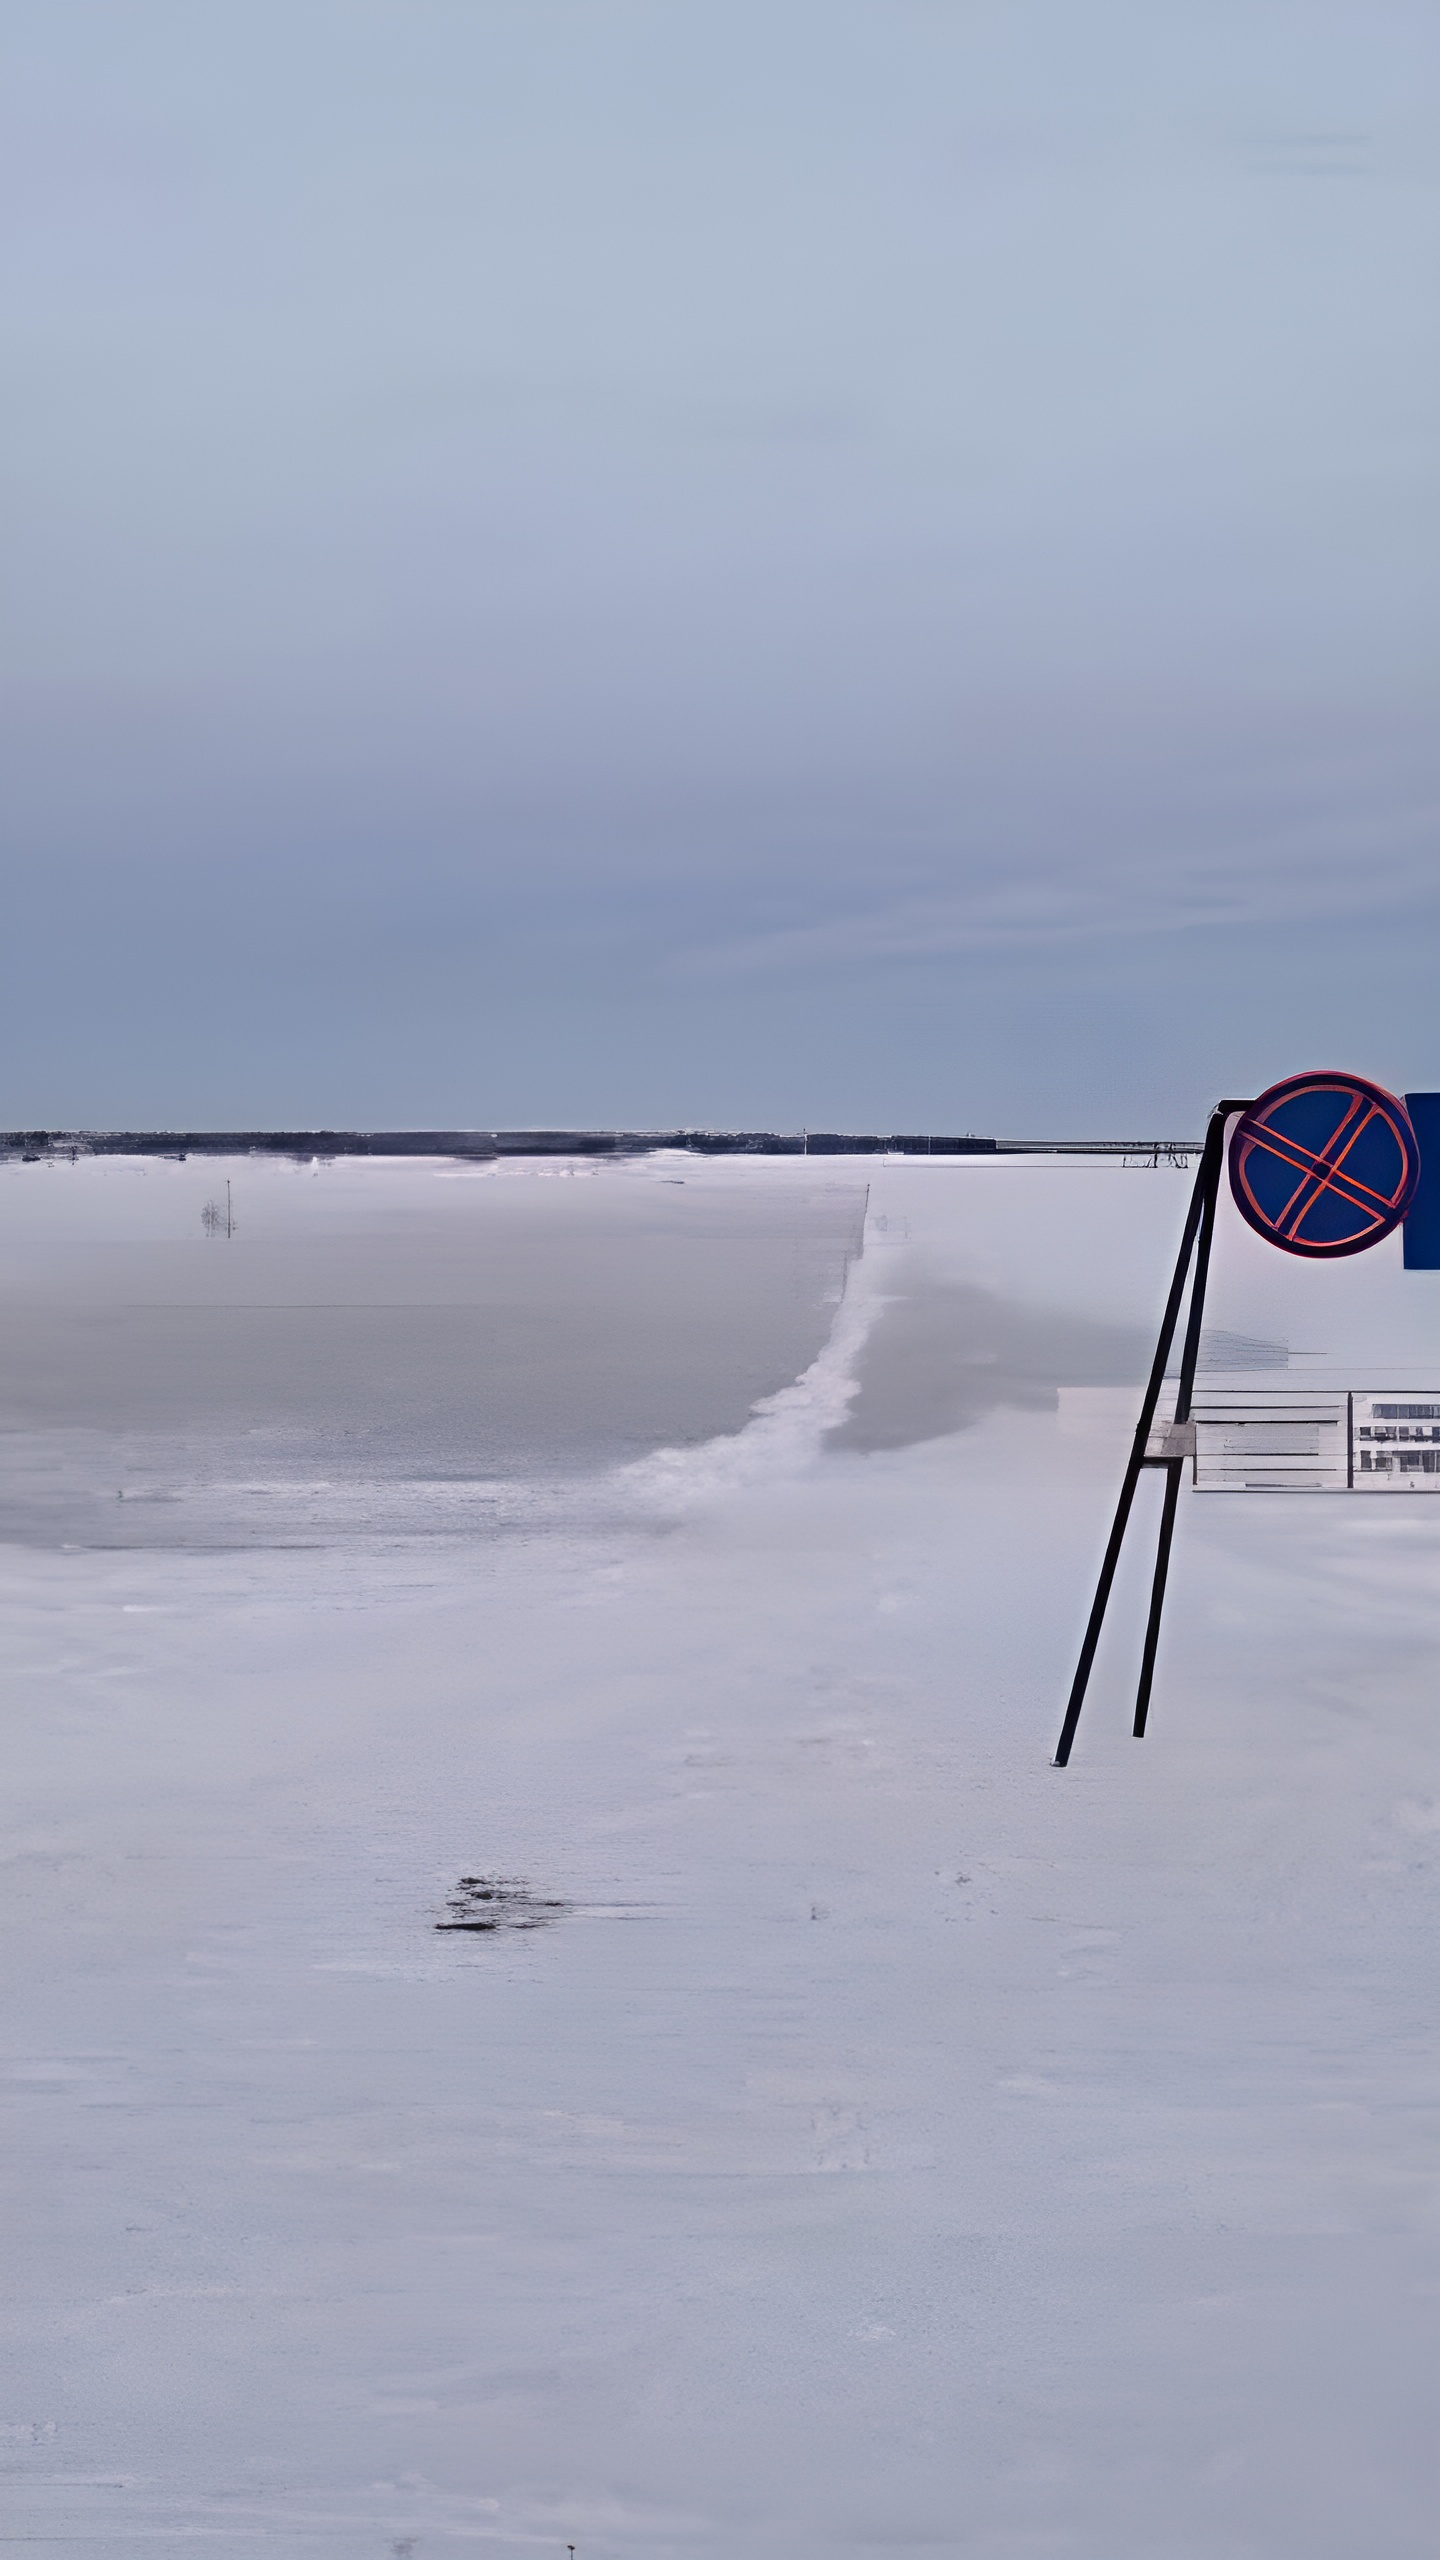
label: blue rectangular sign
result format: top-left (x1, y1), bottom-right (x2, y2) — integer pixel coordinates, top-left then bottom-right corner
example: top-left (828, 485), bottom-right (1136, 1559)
top-left (1403, 1094), bottom-right (1440, 1268)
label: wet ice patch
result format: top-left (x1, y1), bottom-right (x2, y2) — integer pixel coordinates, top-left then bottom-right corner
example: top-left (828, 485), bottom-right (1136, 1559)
top-left (828, 1271), bottom-right (1149, 1452)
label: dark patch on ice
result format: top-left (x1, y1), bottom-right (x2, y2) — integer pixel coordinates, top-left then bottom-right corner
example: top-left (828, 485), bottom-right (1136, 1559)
top-left (435, 1876), bottom-right (567, 1932)
top-left (830, 1276), bottom-right (1150, 1453)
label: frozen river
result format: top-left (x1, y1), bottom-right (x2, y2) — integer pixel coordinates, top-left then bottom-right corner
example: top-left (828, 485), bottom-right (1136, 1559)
top-left (3, 1149), bottom-right (1439, 2555)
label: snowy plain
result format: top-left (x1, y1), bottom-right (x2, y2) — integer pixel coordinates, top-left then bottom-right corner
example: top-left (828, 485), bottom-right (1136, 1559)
top-left (3, 1148), bottom-right (1439, 2557)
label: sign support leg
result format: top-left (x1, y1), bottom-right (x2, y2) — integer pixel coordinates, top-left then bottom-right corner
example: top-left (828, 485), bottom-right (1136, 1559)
top-left (1132, 1115), bottom-right (1224, 1737)
top-left (1132, 1462), bottom-right (1182, 1739)
top-left (1052, 1102), bottom-right (1245, 1767)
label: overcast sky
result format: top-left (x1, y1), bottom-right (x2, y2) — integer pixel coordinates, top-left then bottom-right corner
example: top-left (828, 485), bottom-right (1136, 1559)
top-left (3, 1), bottom-right (1436, 1133)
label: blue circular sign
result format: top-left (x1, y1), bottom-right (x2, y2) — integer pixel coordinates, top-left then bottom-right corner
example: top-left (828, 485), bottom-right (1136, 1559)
top-left (1229, 1073), bottom-right (1420, 1258)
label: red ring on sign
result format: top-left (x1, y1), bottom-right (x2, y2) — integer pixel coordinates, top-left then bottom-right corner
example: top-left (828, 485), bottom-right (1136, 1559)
top-left (1229, 1073), bottom-right (1419, 1258)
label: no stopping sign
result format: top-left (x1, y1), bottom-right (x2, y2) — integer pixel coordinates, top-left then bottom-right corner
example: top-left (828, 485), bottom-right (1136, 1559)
top-left (1228, 1073), bottom-right (1419, 1258)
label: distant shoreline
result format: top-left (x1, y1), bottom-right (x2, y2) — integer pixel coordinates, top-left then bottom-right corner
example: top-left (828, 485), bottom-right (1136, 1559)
top-left (1, 1127), bottom-right (1201, 1164)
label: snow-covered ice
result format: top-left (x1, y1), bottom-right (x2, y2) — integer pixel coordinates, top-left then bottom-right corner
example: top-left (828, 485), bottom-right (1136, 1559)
top-left (3, 1150), bottom-right (1439, 2555)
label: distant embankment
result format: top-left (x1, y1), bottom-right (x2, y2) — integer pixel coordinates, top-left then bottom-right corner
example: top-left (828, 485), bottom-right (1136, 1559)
top-left (0, 1129), bottom-right (1200, 1163)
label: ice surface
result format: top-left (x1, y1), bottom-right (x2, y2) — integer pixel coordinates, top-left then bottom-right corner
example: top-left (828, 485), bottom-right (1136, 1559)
top-left (0, 1155), bottom-right (866, 1545)
top-left (3, 1153), bottom-right (1439, 2556)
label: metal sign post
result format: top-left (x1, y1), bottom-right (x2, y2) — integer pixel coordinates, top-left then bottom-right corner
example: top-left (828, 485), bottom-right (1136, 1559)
top-left (1052, 1074), bottom-right (1423, 1766)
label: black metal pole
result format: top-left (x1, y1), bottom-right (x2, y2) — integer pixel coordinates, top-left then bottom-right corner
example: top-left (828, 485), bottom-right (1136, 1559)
top-left (1132, 1113), bottom-right (1225, 1738)
top-left (1052, 1101), bottom-right (1252, 1767)
top-left (1132, 1462), bottom-right (1183, 1739)
top-left (1051, 1144), bottom-right (1210, 1767)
